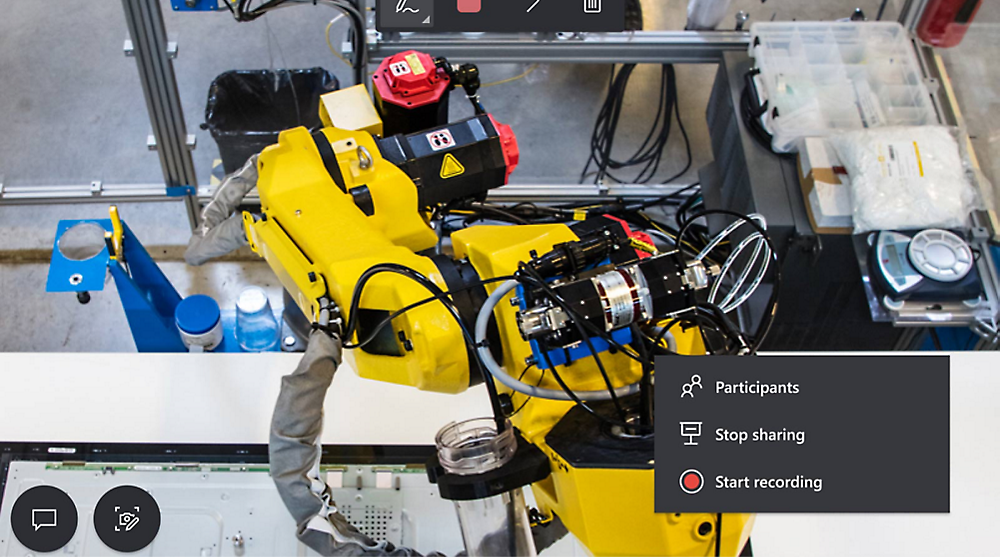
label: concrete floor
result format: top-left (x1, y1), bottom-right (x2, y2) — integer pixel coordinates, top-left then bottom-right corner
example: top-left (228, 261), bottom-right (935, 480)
top-left (3, 0), bottom-right (995, 352)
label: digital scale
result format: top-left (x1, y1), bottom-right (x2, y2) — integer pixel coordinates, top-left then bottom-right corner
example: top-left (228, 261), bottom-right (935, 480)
top-left (869, 229), bottom-right (984, 309)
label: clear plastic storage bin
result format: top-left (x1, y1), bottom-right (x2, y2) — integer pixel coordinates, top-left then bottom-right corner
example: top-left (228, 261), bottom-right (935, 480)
top-left (749, 22), bottom-right (937, 153)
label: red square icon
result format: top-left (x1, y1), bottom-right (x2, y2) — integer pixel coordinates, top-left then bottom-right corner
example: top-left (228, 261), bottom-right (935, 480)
top-left (457, 0), bottom-right (481, 13)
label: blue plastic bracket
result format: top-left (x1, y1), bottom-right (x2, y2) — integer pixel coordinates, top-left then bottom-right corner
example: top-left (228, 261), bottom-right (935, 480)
top-left (168, 0), bottom-right (221, 12)
top-left (46, 219), bottom-right (112, 293)
top-left (515, 284), bottom-right (632, 370)
top-left (48, 219), bottom-right (186, 352)
top-left (166, 184), bottom-right (197, 197)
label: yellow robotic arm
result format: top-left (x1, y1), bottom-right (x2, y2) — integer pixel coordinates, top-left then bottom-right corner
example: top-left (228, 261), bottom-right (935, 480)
top-left (243, 85), bottom-right (754, 555)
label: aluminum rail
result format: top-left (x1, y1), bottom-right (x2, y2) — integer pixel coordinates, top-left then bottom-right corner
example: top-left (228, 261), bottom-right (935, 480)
top-left (0, 182), bottom-right (186, 205)
top-left (369, 30), bottom-right (752, 64)
top-left (210, 182), bottom-right (694, 203)
top-left (0, 182), bottom-right (694, 206)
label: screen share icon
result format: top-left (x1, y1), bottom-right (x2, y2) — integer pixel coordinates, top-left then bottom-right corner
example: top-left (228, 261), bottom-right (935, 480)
top-left (680, 421), bottom-right (703, 446)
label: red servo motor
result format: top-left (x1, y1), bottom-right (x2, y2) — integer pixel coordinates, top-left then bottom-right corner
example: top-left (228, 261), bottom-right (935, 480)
top-left (372, 50), bottom-right (452, 137)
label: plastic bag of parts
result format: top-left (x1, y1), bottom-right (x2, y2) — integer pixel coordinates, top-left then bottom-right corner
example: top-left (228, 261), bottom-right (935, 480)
top-left (205, 68), bottom-right (338, 174)
top-left (828, 126), bottom-right (989, 234)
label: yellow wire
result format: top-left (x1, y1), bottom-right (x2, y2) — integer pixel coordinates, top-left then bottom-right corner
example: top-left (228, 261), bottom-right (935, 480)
top-left (325, 18), bottom-right (352, 68)
top-left (639, 211), bottom-right (707, 256)
top-left (481, 64), bottom-right (540, 88)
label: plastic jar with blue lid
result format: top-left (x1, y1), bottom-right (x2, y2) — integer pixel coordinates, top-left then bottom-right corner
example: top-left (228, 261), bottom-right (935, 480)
top-left (175, 294), bottom-right (224, 352)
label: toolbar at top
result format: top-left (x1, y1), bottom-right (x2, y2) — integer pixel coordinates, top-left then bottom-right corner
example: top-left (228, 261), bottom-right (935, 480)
top-left (377, 0), bottom-right (626, 32)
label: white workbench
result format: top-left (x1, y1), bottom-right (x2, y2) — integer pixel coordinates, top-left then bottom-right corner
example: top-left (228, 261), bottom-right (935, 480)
top-left (1, 352), bottom-right (997, 556)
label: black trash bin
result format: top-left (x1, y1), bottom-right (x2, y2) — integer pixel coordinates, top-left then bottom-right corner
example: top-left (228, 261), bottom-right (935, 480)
top-left (205, 68), bottom-right (339, 175)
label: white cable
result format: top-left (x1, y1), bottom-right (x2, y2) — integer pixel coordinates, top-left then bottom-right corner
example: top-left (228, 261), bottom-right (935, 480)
top-left (714, 234), bottom-right (764, 307)
top-left (721, 237), bottom-right (771, 313)
top-left (721, 250), bottom-right (772, 314)
top-left (711, 233), bottom-right (765, 310)
top-left (720, 236), bottom-right (771, 313)
top-left (711, 231), bottom-right (766, 308)
top-left (475, 280), bottom-right (642, 402)
top-left (698, 213), bottom-right (771, 313)
top-left (708, 234), bottom-right (748, 304)
top-left (695, 213), bottom-right (767, 262)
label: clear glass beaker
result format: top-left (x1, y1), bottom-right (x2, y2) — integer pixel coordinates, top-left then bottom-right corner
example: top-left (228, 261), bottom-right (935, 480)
top-left (435, 418), bottom-right (536, 557)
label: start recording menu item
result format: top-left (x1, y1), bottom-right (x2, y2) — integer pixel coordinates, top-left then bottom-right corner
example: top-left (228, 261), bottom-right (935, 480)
top-left (656, 355), bottom-right (949, 513)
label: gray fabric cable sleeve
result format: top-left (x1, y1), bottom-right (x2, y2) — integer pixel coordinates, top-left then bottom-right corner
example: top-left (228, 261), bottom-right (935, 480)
top-left (184, 154), bottom-right (259, 266)
top-left (269, 330), bottom-right (437, 556)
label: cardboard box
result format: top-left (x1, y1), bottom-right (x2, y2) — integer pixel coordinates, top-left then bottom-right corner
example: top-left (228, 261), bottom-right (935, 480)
top-left (798, 137), bottom-right (853, 234)
top-left (319, 85), bottom-right (383, 138)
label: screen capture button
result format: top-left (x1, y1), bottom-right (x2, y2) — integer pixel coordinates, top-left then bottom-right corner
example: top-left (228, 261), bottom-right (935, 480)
top-left (94, 485), bottom-right (161, 552)
top-left (10, 485), bottom-right (79, 553)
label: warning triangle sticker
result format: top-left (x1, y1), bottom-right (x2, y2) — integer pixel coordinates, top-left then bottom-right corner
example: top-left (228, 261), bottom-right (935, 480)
top-left (440, 153), bottom-right (465, 179)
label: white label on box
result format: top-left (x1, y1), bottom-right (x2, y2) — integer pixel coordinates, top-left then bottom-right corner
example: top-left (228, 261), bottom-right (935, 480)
top-left (427, 129), bottom-right (455, 151)
top-left (877, 141), bottom-right (925, 178)
top-left (390, 61), bottom-right (411, 77)
top-left (853, 80), bottom-right (886, 128)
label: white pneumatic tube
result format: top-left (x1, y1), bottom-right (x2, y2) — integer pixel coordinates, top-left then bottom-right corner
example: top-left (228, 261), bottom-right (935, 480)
top-left (475, 280), bottom-right (641, 401)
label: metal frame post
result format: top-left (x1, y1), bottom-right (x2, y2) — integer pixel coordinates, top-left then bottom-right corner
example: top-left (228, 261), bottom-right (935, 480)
top-left (121, 0), bottom-right (200, 229)
top-left (898, 0), bottom-right (932, 30)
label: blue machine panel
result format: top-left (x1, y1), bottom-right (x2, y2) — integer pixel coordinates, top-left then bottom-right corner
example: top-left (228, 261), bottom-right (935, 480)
top-left (515, 283), bottom-right (632, 370)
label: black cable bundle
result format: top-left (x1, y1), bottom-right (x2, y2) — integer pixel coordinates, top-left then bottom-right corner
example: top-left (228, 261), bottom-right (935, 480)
top-left (580, 64), bottom-right (692, 185)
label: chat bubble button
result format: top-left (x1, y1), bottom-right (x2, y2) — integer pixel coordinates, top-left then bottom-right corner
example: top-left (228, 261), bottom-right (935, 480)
top-left (31, 508), bottom-right (58, 531)
top-left (12, 486), bottom-right (78, 552)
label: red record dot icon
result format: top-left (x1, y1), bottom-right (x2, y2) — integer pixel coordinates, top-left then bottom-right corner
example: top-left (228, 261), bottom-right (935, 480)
top-left (680, 469), bottom-right (704, 494)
